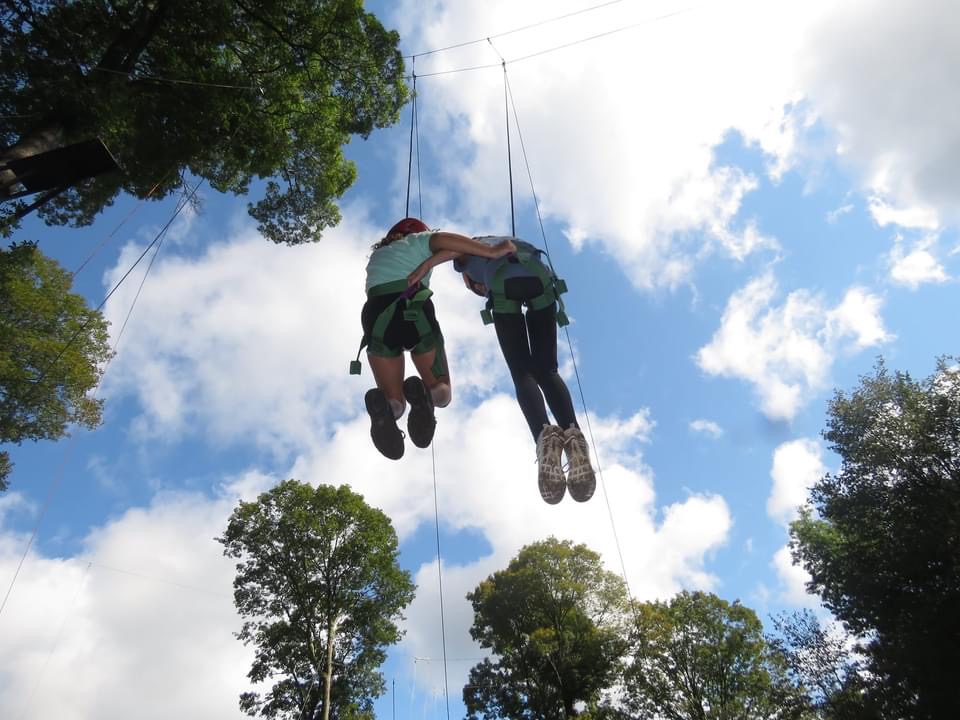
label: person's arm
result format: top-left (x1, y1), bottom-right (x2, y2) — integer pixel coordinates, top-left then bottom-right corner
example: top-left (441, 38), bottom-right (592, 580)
top-left (429, 232), bottom-right (516, 259)
top-left (407, 248), bottom-right (461, 287)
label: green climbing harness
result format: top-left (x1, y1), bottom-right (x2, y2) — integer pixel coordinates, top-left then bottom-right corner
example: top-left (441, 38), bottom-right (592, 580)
top-left (350, 280), bottom-right (446, 377)
top-left (480, 241), bottom-right (569, 327)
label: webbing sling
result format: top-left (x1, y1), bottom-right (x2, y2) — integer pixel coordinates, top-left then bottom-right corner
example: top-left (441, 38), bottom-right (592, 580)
top-left (350, 280), bottom-right (446, 377)
top-left (480, 245), bottom-right (569, 327)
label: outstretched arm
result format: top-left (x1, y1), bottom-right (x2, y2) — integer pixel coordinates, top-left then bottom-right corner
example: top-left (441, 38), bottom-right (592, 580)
top-left (407, 249), bottom-right (461, 287)
top-left (429, 232), bottom-right (516, 258)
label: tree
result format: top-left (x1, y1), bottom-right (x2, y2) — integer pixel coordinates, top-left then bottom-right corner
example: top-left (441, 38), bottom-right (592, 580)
top-left (0, 241), bottom-right (112, 490)
top-left (768, 611), bottom-right (881, 720)
top-left (0, 0), bottom-right (407, 242)
top-left (218, 480), bottom-right (415, 720)
top-left (464, 538), bottom-right (630, 720)
top-left (624, 591), bottom-right (808, 720)
top-left (790, 358), bottom-right (960, 719)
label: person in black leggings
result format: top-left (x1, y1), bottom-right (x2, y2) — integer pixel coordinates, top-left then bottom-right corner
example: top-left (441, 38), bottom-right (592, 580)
top-left (407, 237), bottom-right (595, 504)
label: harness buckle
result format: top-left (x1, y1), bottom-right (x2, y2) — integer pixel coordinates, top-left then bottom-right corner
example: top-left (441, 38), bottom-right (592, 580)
top-left (554, 278), bottom-right (568, 294)
top-left (556, 309), bottom-right (570, 327)
top-left (480, 308), bottom-right (494, 325)
top-left (349, 360), bottom-right (362, 375)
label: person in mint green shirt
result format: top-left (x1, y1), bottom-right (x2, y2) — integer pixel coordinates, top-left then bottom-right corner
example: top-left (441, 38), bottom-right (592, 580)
top-left (360, 217), bottom-right (515, 460)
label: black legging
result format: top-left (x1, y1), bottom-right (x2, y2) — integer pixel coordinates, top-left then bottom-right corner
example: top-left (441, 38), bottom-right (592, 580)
top-left (493, 277), bottom-right (579, 441)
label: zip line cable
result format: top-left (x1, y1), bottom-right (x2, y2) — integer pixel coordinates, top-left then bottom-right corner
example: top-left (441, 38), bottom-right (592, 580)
top-left (406, 0), bottom-right (630, 58)
top-left (410, 6), bottom-right (694, 79)
top-left (496, 55), bottom-right (637, 608)
top-left (0, 181), bottom-right (202, 620)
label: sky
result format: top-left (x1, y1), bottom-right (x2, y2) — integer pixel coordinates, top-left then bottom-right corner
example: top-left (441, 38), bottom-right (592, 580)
top-left (1, 0), bottom-right (959, 717)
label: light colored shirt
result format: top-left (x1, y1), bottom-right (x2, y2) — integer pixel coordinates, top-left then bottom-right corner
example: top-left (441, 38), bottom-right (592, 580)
top-left (365, 231), bottom-right (434, 291)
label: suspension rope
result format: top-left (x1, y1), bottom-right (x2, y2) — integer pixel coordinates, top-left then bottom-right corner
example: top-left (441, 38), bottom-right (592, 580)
top-left (404, 77), bottom-right (451, 718)
top-left (502, 60), bottom-right (516, 236)
top-left (500, 63), bottom-right (637, 608)
top-left (405, 60), bottom-right (417, 218)
top-left (431, 444), bottom-right (452, 720)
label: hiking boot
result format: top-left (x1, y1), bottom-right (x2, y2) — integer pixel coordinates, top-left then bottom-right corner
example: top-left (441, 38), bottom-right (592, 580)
top-left (403, 376), bottom-right (436, 448)
top-left (563, 425), bottom-right (596, 502)
top-left (365, 388), bottom-right (404, 460)
top-left (536, 424), bottom-right (566, 505)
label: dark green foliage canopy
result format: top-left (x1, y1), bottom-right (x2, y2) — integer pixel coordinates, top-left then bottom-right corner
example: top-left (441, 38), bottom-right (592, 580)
top-left (0, 0), bottom-right (407, 242)
top-left (625, 591), bottom-right (807, 720)
top-left (464, 538), bottom-right (630, 720)
top-left (0, 241), bottom-right (112, 490)
top-left (218, 480), bottom-right (415, 720)
top-left (790, 358), bottom-right (960, 719)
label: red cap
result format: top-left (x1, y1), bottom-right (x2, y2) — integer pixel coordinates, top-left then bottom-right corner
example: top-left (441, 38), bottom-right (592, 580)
top-left (387, 217), bottom-right (429, 236)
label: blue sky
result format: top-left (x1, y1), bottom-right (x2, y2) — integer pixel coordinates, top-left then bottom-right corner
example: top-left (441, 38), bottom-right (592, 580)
top-left (2, 0), bottom-right (959, 717)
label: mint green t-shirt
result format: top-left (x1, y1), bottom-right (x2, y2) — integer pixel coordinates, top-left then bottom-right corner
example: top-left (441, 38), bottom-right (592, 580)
top-left (365, 231), bottom-right (434, 291)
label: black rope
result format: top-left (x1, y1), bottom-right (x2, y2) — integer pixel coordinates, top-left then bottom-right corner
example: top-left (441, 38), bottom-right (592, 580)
top-left (502, 64), bottom-right (637, 610)
top-left (405, 60), bottom-right (417, 217)
top-left (431, 444), bottom-right (451, 720)
top-left (503, 61), bottom-right (516, 237)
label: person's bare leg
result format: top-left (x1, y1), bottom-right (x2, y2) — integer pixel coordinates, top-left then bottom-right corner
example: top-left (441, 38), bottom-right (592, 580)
top-left (368, 354), bottom-right (406, 417)
top-left (411, 348), bottom-right (451, 407)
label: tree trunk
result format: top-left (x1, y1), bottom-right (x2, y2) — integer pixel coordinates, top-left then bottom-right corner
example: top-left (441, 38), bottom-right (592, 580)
top-left (322, 616), bottom-right (339, 720)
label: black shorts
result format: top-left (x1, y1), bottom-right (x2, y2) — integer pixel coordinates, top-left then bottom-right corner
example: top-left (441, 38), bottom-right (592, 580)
top-left (361, 293), bottom-right (442, 356)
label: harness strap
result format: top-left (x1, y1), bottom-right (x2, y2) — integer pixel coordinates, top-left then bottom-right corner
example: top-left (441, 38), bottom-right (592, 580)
top-left (350, 282), bottom-right (439, 375)
top-left (481, 251), bottom-right (569, 327)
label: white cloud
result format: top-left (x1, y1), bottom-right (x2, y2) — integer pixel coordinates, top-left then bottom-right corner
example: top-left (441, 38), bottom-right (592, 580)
top-left (689, 419), bottom-right (723, 438)
top-left (767, 439), bottom-right (825, 525)
top-left (801, 0), bottom-right (960, 230)
top-left (889, 235), bottom-right (950, 289)
top-left (696, 272), bottom-right (890, 420)
top-left (0, 400), bottom-right (731, 712)
top-left (773, 544), bottom-right (815, 607)
top-left (0, 475), bottom-right (270, 720)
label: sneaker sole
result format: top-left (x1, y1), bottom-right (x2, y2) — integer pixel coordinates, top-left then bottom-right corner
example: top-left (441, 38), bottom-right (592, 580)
top-left (403, 377), bottom-right (436, 449)
top-left (365, 389), bottom-right (404, 460)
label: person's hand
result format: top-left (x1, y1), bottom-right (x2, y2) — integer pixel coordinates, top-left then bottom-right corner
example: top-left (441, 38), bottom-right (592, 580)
top-left (493, 239), bottom-right (517, 258)
top-left (408, 262), bottom-right (429, 286)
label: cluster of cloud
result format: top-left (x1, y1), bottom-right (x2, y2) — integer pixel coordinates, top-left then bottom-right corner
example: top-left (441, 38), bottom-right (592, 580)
top-left (696, 272), bottom-right (890, 421)
top-left (389, 0), bottom-right (960, 290)
top-left (765, 438), bottom-right (827, 605)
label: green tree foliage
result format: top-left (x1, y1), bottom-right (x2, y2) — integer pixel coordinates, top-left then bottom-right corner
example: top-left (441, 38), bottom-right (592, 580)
top-left (0, 0), bottom-right (407, 242)
top-left (0, 241), bottom-right (111, 490)
top-left (768, 611), bottom-right (881, 720)
top-left (218, 480), bottom-right (415, 720)
top-left (464, 538), bottom-right (630, 720)
top-left (623, 591), bottom-right (808, 720)
top-left (790, 358), bottom-right (960, 719)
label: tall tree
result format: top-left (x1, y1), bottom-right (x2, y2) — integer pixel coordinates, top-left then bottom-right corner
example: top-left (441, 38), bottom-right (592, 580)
top-left (218, 480), bottom-right (416, 720)
top-left (464, 538), bottom-right (630, 720)
top-left (0, 241), bottom-right (112, 490)
top-left (768, 611), bottom-right (881, 720)
top-left (790, 358), bottom-right (960, 719)
top-left (0, 0), bottom-right (407, 242)
top-left (623, 591), bottom-right (808, 720)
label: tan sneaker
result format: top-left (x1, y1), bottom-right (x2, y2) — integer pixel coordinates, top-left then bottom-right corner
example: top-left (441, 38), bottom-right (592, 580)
top-left (563, 426), bottom-right (596, 502)
top-left (536, 425), bottom-right (566, 504)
